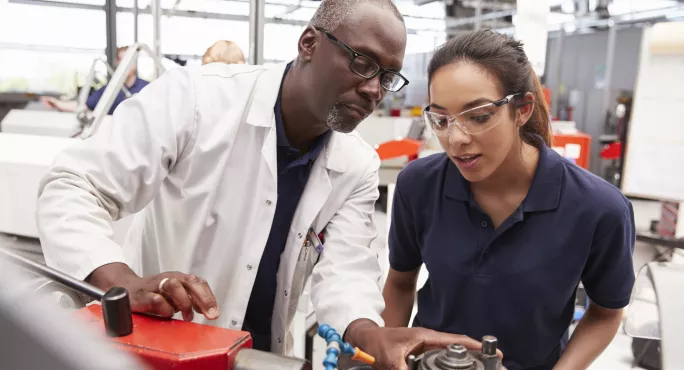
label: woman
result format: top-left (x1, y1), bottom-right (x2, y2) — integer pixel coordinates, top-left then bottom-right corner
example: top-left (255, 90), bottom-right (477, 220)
top-left (383, 29), bottom-right (635, 370)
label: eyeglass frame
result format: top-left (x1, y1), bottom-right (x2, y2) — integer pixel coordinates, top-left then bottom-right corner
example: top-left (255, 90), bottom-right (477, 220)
top-left (423, 93), bottom-right (522, 136)
top-left (313, 26), bottom-right (410, 92)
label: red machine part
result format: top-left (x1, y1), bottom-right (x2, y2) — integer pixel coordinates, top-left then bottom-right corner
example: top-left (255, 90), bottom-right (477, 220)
top-left (79, 304), bottom-right (251, 370)
top-left (600, 141), bottom-right (622, 160)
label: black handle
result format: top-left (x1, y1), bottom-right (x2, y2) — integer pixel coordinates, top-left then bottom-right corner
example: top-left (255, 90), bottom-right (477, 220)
top-left (0, 248), bottom-right (133, 337)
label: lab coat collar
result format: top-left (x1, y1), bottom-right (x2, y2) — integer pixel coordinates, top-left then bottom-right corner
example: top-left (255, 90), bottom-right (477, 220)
top-left (246, 62), bottom-right (288, 128)
top-left (321, 133), bottom-right (349, 173)
top-left (246, 61), bottom-right (349, 174)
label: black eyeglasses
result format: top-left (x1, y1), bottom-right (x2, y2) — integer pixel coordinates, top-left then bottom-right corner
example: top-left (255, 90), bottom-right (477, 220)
top-left (314, 26), bottom-right (409, 93)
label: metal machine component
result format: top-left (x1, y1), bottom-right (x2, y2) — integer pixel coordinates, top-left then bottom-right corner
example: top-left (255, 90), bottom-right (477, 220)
top-left (234, 349), bottom-right (311, 370)
top-left (85, 42), bottom-right (163, 138)
top-left (0, 259), bottom-right (146, 370)
top-left (0, 248), bottom-right (133, 337)
top-left (408, 336), bottom-right (503, 370)
top-left (76, 57), bottom-right (132, 129)
top-left (625, 262), bottom-right (684, 369)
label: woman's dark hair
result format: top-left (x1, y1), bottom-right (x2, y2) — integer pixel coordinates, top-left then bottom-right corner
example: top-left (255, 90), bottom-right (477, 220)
top-left (427, 29), bottom-right (552, 148)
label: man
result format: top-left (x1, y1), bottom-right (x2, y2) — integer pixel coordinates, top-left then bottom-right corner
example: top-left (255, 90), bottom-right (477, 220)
top-left (201, 40), bottom-right (246, 65)
top-left (42, 46), bottom-right (149, 115)
top-left (36, 1), bottom-right (483, 368)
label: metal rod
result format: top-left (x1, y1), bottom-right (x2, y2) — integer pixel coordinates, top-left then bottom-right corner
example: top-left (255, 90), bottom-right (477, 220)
top-left (0, 248), bottom-right (105, 300)
top-left (248, 0), bottom-right (265, 65)
top-left (104, 0), bottom-right (117, 68)
top-left (85, 43), bottom-right (163, 138)
top-left (551, 28), bottom-right (564, 118)
top-left (601, 20), bottom-right (617, 119)
top-left (133, 0), bottom-right (139, 43)
top-left (151, 0), bottom-right (162, 78)
top-left (474, 0), bottom-right (483, 30)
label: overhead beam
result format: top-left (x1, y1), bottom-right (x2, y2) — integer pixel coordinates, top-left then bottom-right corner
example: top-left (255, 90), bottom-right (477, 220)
top-left (445, 9), bottom-right (516, 28)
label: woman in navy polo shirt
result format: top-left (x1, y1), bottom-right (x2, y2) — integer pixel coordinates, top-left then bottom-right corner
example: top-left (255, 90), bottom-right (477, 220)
top-left (382, 29), bottom-right (635, 370)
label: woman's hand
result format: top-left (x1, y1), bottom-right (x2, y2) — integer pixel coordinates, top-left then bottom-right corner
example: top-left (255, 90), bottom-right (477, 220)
top-left (345, 319), bottom-right (501, 370)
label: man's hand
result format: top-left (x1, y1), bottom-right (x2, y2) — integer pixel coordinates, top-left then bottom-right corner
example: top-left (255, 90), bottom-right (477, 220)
top-left (345, 319), bottom-right (500, 370)
top-left (86, 262), bottom-right (220, 322)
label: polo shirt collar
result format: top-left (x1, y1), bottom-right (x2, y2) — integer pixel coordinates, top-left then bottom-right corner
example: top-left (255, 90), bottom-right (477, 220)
top-left (444, 139), bottom-right (564, 212)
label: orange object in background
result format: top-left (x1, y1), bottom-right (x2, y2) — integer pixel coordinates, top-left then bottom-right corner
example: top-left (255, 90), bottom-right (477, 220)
top-left (542, 87), bottom-right (552, 108)
top-left (375, 139), bottom-right (422, 161)
top-left (552, 132), bottom-right (592, 170)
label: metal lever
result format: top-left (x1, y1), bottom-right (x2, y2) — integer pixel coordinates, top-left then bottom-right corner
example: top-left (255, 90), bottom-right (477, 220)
top-left (82, 42), bottom-right (165, 139)
top-left (0, 248), bottom-right (133, 337)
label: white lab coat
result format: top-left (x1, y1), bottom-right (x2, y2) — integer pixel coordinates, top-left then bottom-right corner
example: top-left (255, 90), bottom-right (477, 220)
top-left (36, 62), bottom-right (385, 354)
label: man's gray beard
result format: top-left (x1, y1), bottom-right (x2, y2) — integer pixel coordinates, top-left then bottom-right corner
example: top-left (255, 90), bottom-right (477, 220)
top-left (325, 102), bottom-right (358, 134)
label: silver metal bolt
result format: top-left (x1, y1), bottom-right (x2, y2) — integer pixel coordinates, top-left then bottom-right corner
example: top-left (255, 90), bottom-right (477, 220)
top-left (482, 335), bottom-right (498, 356)
top-left (446, 344), bottom-right (468, 359)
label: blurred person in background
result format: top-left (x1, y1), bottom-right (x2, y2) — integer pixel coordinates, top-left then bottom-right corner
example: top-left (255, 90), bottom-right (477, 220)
top-left (41, 46), bottom-right (149, 115)
top-left (201, 40), bottom-right (246, 65)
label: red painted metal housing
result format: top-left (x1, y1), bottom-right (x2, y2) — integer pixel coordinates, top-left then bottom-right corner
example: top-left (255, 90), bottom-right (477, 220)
top-left (79, 304), bottom-right (252, 370)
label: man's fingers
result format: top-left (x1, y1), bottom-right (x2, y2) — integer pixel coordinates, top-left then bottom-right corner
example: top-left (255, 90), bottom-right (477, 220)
top-left (160, 277), bottom-right (194, 322)
top-left (131, 292), bottom-right (175, 318)
top-left (181, 274), bottom-right (220, 320)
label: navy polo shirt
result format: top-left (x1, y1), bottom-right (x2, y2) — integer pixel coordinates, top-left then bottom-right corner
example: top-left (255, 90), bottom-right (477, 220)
top-left (242, 63), bottom-right (331, 351)
top-left (389, 143), bottom-right (635, 370)
top-left (86, 77), bottom-right (149, 115)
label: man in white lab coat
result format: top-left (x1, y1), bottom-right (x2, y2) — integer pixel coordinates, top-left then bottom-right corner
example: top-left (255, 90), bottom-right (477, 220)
top-left (36, 0), bottom-right (483, 367)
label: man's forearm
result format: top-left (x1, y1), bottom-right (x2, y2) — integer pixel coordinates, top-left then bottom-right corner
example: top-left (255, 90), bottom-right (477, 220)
top-left (86, 262), bottom-right (140, 290)
top-left (554, 304), bottom-right (624, 370)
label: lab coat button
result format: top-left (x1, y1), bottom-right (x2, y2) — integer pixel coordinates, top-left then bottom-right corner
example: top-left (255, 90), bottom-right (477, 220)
top-left (231, 320), bottom-right (237, 326)
top-left (266, 200), bottom-right (272, 205)
top-left (277, 337), bottom-right (282, 344)
top-left (284, 290), bottom-right (288, 297)
top-left (247, 264), bottom-right (253, 270)
top-left (297, 233), bottom-right (303, 239)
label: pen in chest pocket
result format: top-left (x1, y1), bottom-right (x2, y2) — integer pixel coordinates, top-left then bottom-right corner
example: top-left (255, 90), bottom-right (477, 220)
top-left (307, 228), bottom-right (324, 253)
top-left (299, 228), bottom-right (324, 262)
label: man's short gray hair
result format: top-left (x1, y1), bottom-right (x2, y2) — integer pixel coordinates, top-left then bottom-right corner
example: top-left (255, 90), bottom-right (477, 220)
top-left (309, 0), bottom-right (404, 32)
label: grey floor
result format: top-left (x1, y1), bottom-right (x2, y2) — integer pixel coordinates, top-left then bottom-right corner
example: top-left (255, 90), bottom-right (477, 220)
top-left (0, 200), bottom-right (665, 369)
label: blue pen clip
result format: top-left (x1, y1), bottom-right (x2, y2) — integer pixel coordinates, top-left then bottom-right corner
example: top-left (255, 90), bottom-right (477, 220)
top-left (307, 228), bottom-right (324, 254)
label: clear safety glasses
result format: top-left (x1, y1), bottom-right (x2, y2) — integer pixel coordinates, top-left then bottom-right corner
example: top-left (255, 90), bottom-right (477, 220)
top-left (423, 94), bottom-right (520, 136)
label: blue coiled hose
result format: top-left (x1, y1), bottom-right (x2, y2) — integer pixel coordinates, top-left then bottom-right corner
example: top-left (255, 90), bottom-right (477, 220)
top-left (318, 324), bottom-right (357, 370)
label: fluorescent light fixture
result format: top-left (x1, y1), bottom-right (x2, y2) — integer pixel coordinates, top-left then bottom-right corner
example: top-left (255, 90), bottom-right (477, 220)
top-left (560, 0), bottom-right (575, 14)
top-left (666, 9), bottom-right (684, 19)
top-left (608, 0), bottom-right (679, 16)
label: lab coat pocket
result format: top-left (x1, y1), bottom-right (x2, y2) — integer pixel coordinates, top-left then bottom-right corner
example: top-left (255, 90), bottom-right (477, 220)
top-left (288, 228), bottom-right (322, 313)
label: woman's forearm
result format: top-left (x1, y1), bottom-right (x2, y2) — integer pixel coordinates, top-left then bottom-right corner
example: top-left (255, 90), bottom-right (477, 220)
top-left (553, 304), bottom-right (624, 370)
top-left (382, 283), bottom-right (416, 327)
